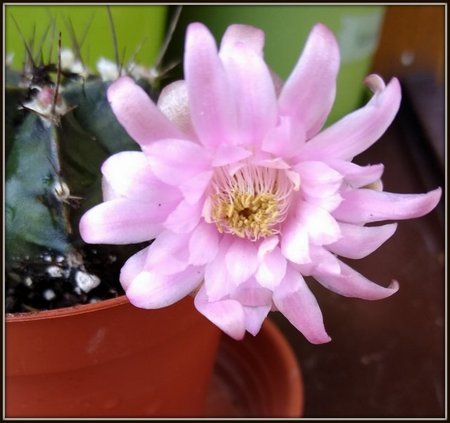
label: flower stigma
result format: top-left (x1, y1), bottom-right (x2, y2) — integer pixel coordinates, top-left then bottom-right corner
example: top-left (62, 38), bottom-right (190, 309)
top-left (210, 165), bottom-right (294, 241)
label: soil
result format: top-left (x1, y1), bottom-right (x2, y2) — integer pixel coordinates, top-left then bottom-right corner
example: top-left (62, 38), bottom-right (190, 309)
top-left (5, 243), bottom-right (147, 314)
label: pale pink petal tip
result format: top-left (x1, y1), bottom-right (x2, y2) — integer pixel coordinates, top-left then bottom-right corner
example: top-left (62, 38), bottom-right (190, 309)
top-left (220, 23), bottom-right (265, 55)
top-left (364, 74), bottom-right (386, 93)
top-left (194, 288), bottom-right (246, 340)
top-left (314, 261), bottom-right (400, 301)
top-left (107, 76), bottom-right (182, 146)
top-left (126, 267), bottom-right (202, 309)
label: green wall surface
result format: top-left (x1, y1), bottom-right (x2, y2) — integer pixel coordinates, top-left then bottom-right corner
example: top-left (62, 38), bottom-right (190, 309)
top-left (5, 5), bottom-right (167, 70)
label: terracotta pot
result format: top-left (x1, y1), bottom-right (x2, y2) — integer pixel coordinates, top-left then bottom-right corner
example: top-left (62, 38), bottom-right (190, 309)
top-left (205, 318), bottom-right (304, 417)
top-left (5, 295), bottom-right (221, 418)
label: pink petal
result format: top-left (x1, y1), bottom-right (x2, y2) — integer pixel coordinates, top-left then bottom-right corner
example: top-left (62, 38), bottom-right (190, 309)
top-left (101, 151), bottom-right (181, 203)
top-left (79, 198), bottom-right (168, 244)
top-left (126, 266), bottom-right (203, 309)
top-left (258, 236), bottom-right (279, 257)
top-left (256, 245), bottom-right (287, 290)
top-left (184, 22), bottom-right (237, 149)
top-left (273, 266), bottom-right (331, 344)
top-left (305, 192), bottom-right (343, 214)
top-left (327, 160), bottom-right (384, 189)
top-left (194, 286), bottom-right (246, 340)
top-left (243, 305), bottom-right (271, 336)
top-left (278, 23), bottom-right (340, 138)
top-left (144, 138), bottom-right (210, 186)
top-left (231, 278), bottom-right (273, 306)
top-left (219, 24), bottom-right (265, 57)
top-left (188, 222), bottom-right (220, 266)
top-left (295, 245), bottom-right (340, 276)
top-left (204, 236), bottom-right (236, 301)
top-left (253, 157), bottom-right (291, 169)
top-left (157, 80), bottom-right (197, 139)
top-left (144, 230), bottom-right (191, 275)
top-left (164, 198), bottom-right (203, 233)
top-left (211, 144), bottom-right (252, 167)
top-left (119, 246), bottom-right (149, 290)
top-left (280, 212), bottom-right (310, 264)
top-left (301, 202), bottom-right (341, 245)
top-left (225, 237), bottom-right (259, 286)
top-left (300, 77), bottom-right (401, 161)
top-left (101, 177), bottom-right (120, 202)
top-left (312, 259), bottom-right (399, 300)
top-left (333, 187), bottom-right (442, 224)
top-left (283, 199), bottom-right (341, 248)
top-left (296, 161), bottom-right (343, 198)
top-left (220, 41), bottom-right (277, 147)
top-left (107, 76), bottom-right (184, 147)
top-left (327, 222), bottom-right (397, 259)
top-left (261, 115), bottom-right (306, 158)
top-left (180, 171), bottom-right (213, 205)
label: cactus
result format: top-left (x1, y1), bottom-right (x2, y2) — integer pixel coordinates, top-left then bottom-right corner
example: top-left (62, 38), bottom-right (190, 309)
top-left (5, 30), bottom-right (165, 312)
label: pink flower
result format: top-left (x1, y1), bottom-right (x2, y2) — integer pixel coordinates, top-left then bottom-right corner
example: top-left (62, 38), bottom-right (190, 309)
top-left (80, 23), bottom-right (441, 343)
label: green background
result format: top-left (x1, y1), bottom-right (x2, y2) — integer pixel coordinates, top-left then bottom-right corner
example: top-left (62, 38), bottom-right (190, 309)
top-left (5, 5), bottom-right (167, 70)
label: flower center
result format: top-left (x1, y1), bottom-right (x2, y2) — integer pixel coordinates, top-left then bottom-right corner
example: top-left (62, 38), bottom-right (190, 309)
top-left (210, 165), bottom-right (293, 241)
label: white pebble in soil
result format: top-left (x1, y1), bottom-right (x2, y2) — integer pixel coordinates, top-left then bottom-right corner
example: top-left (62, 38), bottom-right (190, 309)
top-left (43, 289), bottom-right (56, 301)
top-left (46, 265), bottom-right (65, 278)
top-left (75, 271), bottom-right (101, 293)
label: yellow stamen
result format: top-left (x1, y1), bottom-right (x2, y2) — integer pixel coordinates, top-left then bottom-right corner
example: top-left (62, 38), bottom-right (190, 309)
top-left (209, 165), bottom-right (294, 241)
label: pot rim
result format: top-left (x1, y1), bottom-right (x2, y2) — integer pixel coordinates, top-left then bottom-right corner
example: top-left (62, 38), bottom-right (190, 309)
top-left (5, 294), bottom-right (130, 322)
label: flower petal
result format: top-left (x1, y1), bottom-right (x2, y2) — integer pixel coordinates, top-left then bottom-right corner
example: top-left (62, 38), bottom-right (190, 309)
top-left (278, 23), bottom-right (340, 138)
top-left (144, 138), bottom-right (210, 186)
top-left (188, 222), bottom-right (220, 266)
top-left (261, 115), bottom-right (306, 158)
top-left (296, 161), bottom-right (343, 198)
top-left (273, 266), bottom-right (331, 344)
top-left (301, 202), bottom-right (342, 245)
top-left (194, 286), bottom-right (246, 340)
top-left (107, 76), bottom-right (184, 147)
top-left (281, 212), bottom-right (310, 264)
top-left (79, 198), bottom-right (168, 244)
top-left (101, 151), bottom-right (181, 203)
top-left (295, 245), bottom-right (340, 276)
top-left (312, 260), bottom-right (400, 300)
top-left (204, 236), bottom-right (236, 301)
top-left (300, 77), bottom-right (401, 161)
top-left (231, 278), bottom-right (273, 306)
top-left (157, 80), bottom-right (197, 139)
top-left (225, 237), bottom-right (259, 286)
top-left (145, 230), bottom-right (191, 275)
top-left (126, 266), bottom-right (203, 309)
top-left (327, 160), bottom-right (384, 189)
top-left (255, 245), bottom-right (287, 290)
top-left (164, 198), bottom-right (203, 233)
top-left (219, 24), bottom-right (265, 57)
top-left (243, 305), bottom-right (271, 336)
top-left (180, 171), bottom-right (213, 205)
top-left (119, 246), bottom-right (149, 290)
top-left (184, 22), bottom-right (237, 148)
top-left (327, 222), bottom-right (397, 259)
top-left (220, 41), bottom-right (278, 147)
top-left (333, 187), bottom-right (442, 224)
top-left (211, 144), bottom-right (252, 167)
top-left (284, 199), bottom-right (341, 248)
